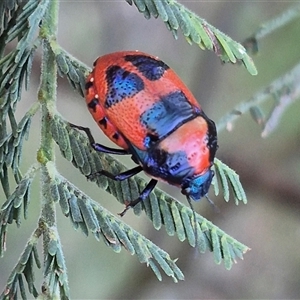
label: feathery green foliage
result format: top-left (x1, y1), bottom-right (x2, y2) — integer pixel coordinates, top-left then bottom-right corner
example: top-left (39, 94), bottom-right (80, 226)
top-left (6, 0), bottom-right (300, 299)
top-left (47, 114), bottom-right (249, 270)
top-left (51, 44), bottom-right (89, 97)
top-left (213, 158), bottom-right (247, 205)
top-left (125, 0), bottom-right (257, 75)
top-left (45, 167), bottom-right (185, 282)
top-left (0, 229), bottom-right (42, 299)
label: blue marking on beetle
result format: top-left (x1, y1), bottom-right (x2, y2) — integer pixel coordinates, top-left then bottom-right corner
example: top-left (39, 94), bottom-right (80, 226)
top-left (129, 144), bottom-right (195, 185)
top-left (125, 54), bottom-right (169, 81)
top-left (140, 91), bottom-right (197, 145)
top-left (105, 66), bottom-right (144, 107)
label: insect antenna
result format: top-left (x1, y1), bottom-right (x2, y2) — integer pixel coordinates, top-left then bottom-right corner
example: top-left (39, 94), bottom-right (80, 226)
top-left (205, 195), bottom-right (220, 213)
top-left (186, 196), bottom-right (198, 248)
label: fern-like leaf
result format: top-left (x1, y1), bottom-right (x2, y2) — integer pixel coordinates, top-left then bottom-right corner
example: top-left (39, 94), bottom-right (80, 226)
top-left (0, 45), bottom-right (37, 122)
top-left (4, 1), bottom-right (40, 44)
top-left (0, 228), bottom-right (41, 300)
top-left (213, 158), bottom-right (247, 205)
top-left (126, 0), bottom-right (257, 75)
top-left (0, 103), bottom-right (39, 178)
top-left (48, 113), bottom-right (250, 269)
top-left (0, 164), bottom-right (38, 257)
top-left (0, 102), bottom-right (39, 209)
top-left (41, 223), bottom-right (70, 299)
top-left (0, 1), bottom-right (36, 43)
top-left (0, 0), bottom-right (49, 121)
top-left (44, 165), bottom-right (184, 282)
top-left (49, 43), bottom-right (90, 97)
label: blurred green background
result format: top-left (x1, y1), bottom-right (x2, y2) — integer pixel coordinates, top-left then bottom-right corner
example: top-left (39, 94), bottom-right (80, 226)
top-left (1, 1), bottom-right (300, 299)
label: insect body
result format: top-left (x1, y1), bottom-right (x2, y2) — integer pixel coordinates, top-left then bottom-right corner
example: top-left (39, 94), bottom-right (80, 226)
top-left (77, 50), bottom-right (218, 215)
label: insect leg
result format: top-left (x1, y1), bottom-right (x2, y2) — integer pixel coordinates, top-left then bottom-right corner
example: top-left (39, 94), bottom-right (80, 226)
top-left (119, 179), bottom-right (158, 217)
top-left (69, 123), bottom-right (129, 155)
top-left (88, 165), bottom-right (143, 181)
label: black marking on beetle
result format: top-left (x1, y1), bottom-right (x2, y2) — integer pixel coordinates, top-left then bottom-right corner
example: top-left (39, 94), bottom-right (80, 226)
top-left (140, 91), bottom-right (197, 145)
top-left (87, 98), bottom-right (99, 112)
top-left (121, 70), bottom-right (130, 80)
top-left (85, 81), bottom-right (93, 90)
top-left (199, 111), bottom-right (218, 163)
top-left (99, 117), bottom-right (108, 129)
top-left (125, 54), bottom-right (169, 81)
top-left (112, 132), bottom-right (119, 140)
top-left (105, 65), bottom-right (144, 108)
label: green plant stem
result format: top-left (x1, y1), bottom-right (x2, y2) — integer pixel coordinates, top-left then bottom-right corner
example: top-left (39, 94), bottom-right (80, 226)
top-left (39, 8), bottom-right (58, 227)
top-left (37, 1), bottom-right (63, 298)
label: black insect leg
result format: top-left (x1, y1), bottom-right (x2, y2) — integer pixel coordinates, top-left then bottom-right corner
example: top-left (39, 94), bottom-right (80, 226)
top-left (119, 179), bottom-right (158, 217)
top-left (87, 165), bottom-right (147, 216)
top-left (69, 122), bottom-right (154, 216)
top-left (69, 123), bottom-right (129, 155)
top-left (89, 165), bottom-right (155, 216)
top-left (88, 165), bottom-right (143, 181)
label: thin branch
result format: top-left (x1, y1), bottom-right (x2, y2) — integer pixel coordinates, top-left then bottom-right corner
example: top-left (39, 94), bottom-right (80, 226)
top-left (244, 4), bottom-right (300, 53)
top-left (216, 62), bottom-right (300, 136)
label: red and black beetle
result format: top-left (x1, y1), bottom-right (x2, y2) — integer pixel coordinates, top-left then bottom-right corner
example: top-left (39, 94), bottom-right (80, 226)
top-left (71, 51), bottom-right (218, 215)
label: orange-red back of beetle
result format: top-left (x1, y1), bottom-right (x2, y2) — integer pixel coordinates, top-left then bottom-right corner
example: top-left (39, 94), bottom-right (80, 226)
top-left (85, 51), bottom-right (217, 201)
top-left (85, 51), bottom-right (201, 149)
